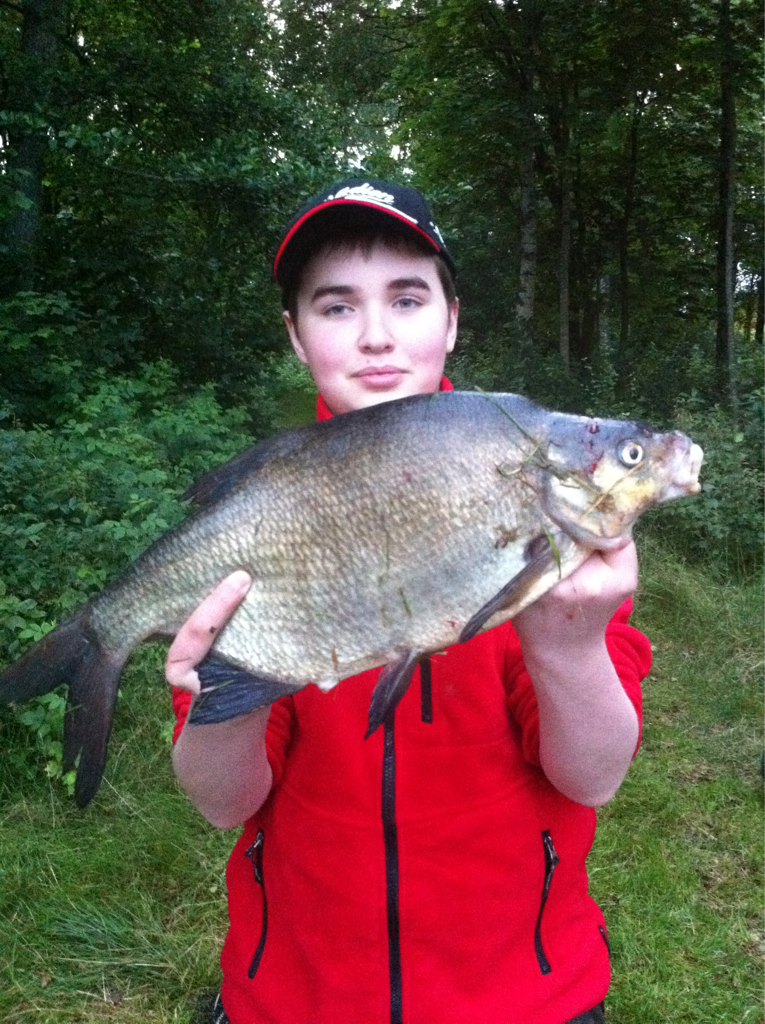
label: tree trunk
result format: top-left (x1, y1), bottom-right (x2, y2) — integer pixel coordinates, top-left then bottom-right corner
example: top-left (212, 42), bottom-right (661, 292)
top-left (515, 136), bottom-right (537, 354)
top-left (509, 0), bottom-right (543, 358)
top-left (4, 0), bottom-right (65, 292)
top-left (755, 271), bottom-right (764, 349)
top-left (715, 0), bottom-right (737, 415)
top-left (740, 271), bottom-right (759, 344)
top-left (559, 178), bottom-right (571, 372)
top-left (618, 94), bottom-right (641, 359)
top-left (569, 142), bottom-right (596, 365)
top-left (558, 81), bottom-right (571, 373)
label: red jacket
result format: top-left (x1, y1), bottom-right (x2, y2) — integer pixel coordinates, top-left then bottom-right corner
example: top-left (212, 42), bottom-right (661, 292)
top-left (173, 386), bottom-right (651, 1024)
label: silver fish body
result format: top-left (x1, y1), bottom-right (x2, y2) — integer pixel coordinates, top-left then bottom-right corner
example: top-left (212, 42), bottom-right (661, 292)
top-left (0, 391), bottom-right (703, 805)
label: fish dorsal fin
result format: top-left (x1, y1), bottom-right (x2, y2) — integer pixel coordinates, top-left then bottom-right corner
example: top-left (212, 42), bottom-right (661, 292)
top-left (182, 428), bottom-right (311, 508)
top-left (183, 392), bottom-right (469, 509)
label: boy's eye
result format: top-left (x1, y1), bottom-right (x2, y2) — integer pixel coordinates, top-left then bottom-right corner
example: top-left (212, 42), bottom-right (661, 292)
top-left (323, 302), bottom-right (352, 316)
top-left (394, 296), bottom-right (422, 310)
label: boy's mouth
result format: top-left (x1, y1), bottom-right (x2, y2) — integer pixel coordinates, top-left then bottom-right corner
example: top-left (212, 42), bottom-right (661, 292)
top-left (353, 366), bottom-right (407, 387)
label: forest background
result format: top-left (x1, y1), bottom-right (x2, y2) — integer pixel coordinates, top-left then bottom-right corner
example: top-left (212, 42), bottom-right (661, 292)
top-left (0, 1), bottom-right (762, 1022)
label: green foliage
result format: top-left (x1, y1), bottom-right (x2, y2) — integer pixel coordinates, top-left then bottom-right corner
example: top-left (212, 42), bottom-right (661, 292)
top-left (0, 291), bottom-right (89, 425)
top-left (13, 692), bottom-right (76, 797)
top-left (0, 361), bottom-right (253, 789)
top-left (247, 352), bottom-right (319, 432)
top-left (640, 388), bottom-right (764, 575)
top-left (1, 0), bottom-right (347, 403)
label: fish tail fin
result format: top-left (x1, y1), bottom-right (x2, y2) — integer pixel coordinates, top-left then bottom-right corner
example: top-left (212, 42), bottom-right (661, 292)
top-left (0, 612), bottom-right (127, 808)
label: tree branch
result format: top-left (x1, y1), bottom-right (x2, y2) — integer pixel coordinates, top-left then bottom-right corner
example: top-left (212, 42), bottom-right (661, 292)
top-left (55, 31), bottom-right (92, 66)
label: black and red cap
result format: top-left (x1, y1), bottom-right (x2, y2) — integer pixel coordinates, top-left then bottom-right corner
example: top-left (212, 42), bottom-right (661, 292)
top-left (273, 178), bottom-right (456, 287)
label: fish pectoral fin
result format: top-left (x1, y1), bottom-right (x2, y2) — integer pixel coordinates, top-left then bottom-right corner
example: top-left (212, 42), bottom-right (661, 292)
top-left (365, 650), bottom-right (421, 740)
top-left (459, 540), bottom-right (560, 644)
top-left (188, 656), bottom-right (302, 725)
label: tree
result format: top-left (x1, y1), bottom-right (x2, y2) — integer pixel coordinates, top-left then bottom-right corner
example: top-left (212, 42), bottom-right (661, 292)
top-left (0, 0), bottom-right (346, 417)
top-left (715, 0), bottom-right (737, 411)
top-left (1, 0), bottom-right (72, 290)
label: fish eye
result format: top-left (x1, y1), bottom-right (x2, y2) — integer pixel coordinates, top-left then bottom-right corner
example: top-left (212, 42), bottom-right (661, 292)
top-left (619, 441), bottom-right (644, 467)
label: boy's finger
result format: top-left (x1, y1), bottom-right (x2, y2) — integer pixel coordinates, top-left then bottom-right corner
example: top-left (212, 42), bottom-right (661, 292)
top-left (596, 540), bottom-right (638, 591)
top-left (165, 571), bottom-right (252, 692)
top-left (543, 540), bottom-right (638, 606)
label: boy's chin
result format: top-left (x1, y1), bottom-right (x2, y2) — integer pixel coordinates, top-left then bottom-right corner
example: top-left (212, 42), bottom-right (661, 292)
top-left (332, 379), bottom-right (441, 415)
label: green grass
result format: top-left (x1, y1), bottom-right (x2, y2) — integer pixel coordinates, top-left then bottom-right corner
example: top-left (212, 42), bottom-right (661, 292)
top-left (590, 537), bottom-right (764, 1023)
top-left (0, 541), bottom-right (762, 1023)
top-left (0, 648), bottom-right (234, 1023)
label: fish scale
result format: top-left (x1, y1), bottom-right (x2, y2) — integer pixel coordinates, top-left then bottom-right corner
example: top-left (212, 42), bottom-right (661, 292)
top-left (0, 390), bottom-right (703, 806)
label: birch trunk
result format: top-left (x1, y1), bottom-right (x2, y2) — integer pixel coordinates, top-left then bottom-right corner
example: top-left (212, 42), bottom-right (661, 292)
top-left (515, 58), bottom-right (537, 355)
top-left (559, 172), bottom-right (571, 372)
top-left (715, 0), bottom-right (737, 416)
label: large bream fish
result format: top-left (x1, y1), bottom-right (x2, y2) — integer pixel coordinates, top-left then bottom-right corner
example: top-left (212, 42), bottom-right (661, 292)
top-left (0, 391), bottom-right (702, 805)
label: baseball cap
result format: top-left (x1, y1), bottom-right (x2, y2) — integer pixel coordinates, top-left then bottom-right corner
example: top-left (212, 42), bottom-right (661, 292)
top-left (273, 178), bottom-right (456, 287)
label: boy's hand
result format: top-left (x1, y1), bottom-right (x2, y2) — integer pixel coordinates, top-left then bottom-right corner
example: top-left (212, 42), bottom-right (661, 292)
top-left (169, 570), bottom-right (273, 830)
top-left (165, 571), bottom-right (252, 693)
top-left (512, 540), bottom-right (638, 662)
top-left (511, 540), bottom-right (640, 807)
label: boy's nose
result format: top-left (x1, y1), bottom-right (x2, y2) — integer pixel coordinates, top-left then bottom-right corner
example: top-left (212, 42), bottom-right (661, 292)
top-left (359, 311), bottom-right (394, 351)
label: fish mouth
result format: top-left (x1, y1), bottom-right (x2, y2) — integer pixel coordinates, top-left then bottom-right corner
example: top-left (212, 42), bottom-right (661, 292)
top-left (659, 438), bottom-right (704, 502)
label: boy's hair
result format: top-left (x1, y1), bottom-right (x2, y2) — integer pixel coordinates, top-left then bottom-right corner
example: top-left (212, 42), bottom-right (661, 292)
top-left (280, 213), bottom-right (457, 326)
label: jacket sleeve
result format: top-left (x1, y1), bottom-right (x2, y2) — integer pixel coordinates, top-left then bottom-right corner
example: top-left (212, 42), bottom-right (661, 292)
top-left (171, 686), bottom-right (193, 744)
top-left (171, 686), bottom-right (296, 789)
top-left (503, 598), bottom-right (652, 767)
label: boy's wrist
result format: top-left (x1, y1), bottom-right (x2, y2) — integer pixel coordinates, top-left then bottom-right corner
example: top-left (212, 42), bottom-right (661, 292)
top-left (522, 636), bottom-right (613, 695)
top-left (183, 704), bottom-right (271, 735)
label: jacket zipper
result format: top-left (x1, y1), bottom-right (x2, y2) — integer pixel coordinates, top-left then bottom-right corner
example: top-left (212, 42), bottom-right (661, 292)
top-left (244, 828), bottom-right (268, 978)
top-left (381, 661), bottom-right (430, 1024)
top-left (420, 657), bottom-right (433, 724)
top-left (534, 829), bottom-right (559, 974)
top-left (382, 712), bottom-right (403, 1024)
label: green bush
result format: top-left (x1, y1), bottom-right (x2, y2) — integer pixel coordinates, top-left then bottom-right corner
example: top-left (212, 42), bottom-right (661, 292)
top-left (0, 361), bottom-right (253, 789)
top-left (638, 389), bottom-right (764, 577)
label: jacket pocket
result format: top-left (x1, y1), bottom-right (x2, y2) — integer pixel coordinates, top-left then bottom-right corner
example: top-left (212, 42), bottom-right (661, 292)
top-left (534, 829), bottom-right (559, 975)
top-left (243, 829), bottom-right (268, 978)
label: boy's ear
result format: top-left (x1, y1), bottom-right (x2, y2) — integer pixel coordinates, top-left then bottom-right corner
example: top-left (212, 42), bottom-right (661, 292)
top-left (284, 311), bottom-right (309, 365)
top-left (446, 298), bottom-right (459, 354)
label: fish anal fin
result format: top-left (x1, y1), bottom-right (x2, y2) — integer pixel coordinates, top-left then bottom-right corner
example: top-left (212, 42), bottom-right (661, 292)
top-left (188, 656), bottom-right (303, 724)
top-left (459, 542), bottom-right (559, 644)
top-left (365, 650), bottom-right (421, 740)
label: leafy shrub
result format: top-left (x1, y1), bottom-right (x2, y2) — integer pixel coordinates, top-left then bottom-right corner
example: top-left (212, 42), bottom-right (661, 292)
top-left (0, 361), bottom-right (253, 790)
top-left (638, 388), bottom-right (764, 577)
top-left (247, 351), bottom-right (318, 432)
top-left (0, 292), bottom-right (93, 426)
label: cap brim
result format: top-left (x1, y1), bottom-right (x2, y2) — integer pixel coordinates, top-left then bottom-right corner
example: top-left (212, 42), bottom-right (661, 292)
top-left (274, 199), bottom-right (442, 284)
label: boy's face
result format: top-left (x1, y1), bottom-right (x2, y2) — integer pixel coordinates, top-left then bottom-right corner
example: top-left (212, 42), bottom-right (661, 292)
top-left (284, 242), bottom-right (458, 416)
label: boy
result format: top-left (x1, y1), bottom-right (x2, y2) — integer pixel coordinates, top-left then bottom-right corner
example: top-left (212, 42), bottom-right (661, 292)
top-left (167, 180), bottom-right (650, 1024)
